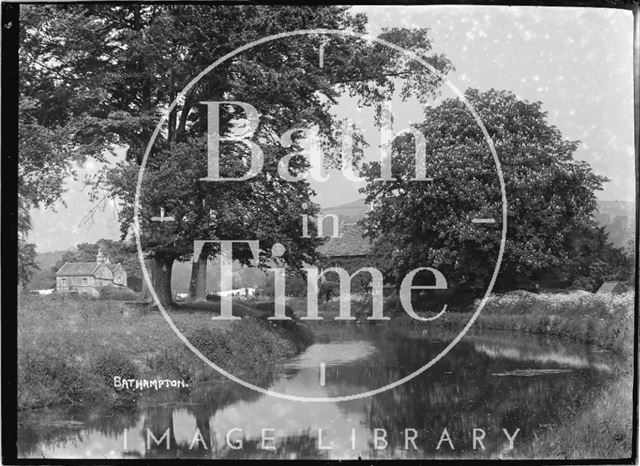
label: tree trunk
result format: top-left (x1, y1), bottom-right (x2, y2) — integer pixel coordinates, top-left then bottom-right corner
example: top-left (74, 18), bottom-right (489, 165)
top-left (188, 253), bottom-right (207, 302)
top-left (140, 256), bottom-right (174, 307)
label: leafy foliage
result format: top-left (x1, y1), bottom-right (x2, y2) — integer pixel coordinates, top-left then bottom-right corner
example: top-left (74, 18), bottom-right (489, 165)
top-left (97, 286), bottom-right (138, 301)
top-left (17, 198), bottom-right (39, 288)
top-left (18, 235), bottom-right (39, 289)
top-left (564, 225), bottom-right (634, 291)
top-left (20, 4), bottom-right (453, 302)
top-left (18, 6), bottom-right (123, 286)
top-left (91, 349), bottom-right (138, 386)
top-left (361, 89), bottom-right (611, 292)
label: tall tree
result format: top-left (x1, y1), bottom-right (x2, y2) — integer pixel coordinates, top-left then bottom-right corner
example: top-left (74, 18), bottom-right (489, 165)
top-left (17, 198), bottom-right (38, 287)
top-left (22, 5), bottom-right (453, 304)
top-left (18, 5), bottom-right (123, 287)
top-left (564, 225), bottom-right (634, 291)
top-left (361, 88), bottom-right (608, 293)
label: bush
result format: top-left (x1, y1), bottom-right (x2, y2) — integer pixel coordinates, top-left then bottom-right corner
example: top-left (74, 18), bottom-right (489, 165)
top-left (255, 301), bottom-right (295, 319)
top-left (318, 280), bottom-right (341, 302)
top-left (18, 346), bottom-right (97, 408)
top-left (189, 328), bottom-right (233, 362)
top-left (91, 349), bottom-right (138, 385)
top-left (234, 317), bottom-right (296, 360)
top-left (173, 317), bottom-right (307, 385)
top-left (98, 286), bottom-right (138, 301)
top-left (146, 347), bottom-right (195, 383)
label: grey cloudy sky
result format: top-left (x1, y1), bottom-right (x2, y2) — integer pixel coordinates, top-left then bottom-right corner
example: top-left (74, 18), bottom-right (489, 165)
top-left (309, 5), bottom-right (635, 206)
top-left (29, 5), bottom-right (635, 252)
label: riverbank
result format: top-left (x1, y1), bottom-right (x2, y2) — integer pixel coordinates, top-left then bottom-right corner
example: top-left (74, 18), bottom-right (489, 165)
top-left (311, 290), bottom-right (634, 354)
top-left (472, 290), bottom-right (634, 354)
top-left (310, 289), bottom-right (635, 460)
top-left (506, 369), bottom-right (633, 460)
top-left (475, 291), bottom-right (635, 460)
top-left (17, 295), bottom-right (313, 411)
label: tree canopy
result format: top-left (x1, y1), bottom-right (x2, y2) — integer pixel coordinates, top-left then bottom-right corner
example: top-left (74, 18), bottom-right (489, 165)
top-left (19, 5), bottom-right (453, 301)
top-left (360, 88), bottom-right (614, 292)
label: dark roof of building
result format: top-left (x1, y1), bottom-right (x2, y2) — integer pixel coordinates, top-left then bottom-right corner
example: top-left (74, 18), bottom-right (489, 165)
top-left (106, 263), bottom-right (122, 272)
top-left (317, 223), bottom-right (374, 257)
top-left (56, 262), bottom-right (101, 277)
top-left (596, 281), bottom-right (627, 293)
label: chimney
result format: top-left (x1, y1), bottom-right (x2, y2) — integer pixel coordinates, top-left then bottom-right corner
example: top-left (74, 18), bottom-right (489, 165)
top-left (96, 248), bottom-right (105, 264)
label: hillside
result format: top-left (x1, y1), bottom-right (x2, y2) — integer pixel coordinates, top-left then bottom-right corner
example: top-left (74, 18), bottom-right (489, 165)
top-left (594, 200), bottom-right (635, 248)
top-left (321, 198), bottom-right (370, 223)
top-left (28, 199), bottom-right (634, 290)
top-left (321, 198), bottom-right (636, 248)
top-left (28, 249), bottom-right (70, 290)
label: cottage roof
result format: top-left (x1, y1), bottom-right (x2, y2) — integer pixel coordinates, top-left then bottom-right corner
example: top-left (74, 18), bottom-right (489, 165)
top-left (56, 262), bottom-right (101, 277)
top-left (105, 263), bottom-right (122, 272)
top-left (317, 223), bottom-right (374, 257)
top-left (56, 248), bottom-right (126, 277)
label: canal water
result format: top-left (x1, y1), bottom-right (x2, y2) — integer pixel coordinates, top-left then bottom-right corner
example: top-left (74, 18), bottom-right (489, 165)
top-left (18, 325), bottom-right (617, 459)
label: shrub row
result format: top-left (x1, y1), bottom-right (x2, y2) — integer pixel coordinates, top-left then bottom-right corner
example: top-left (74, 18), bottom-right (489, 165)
top-left (395, 290), bottom-right (634, 354)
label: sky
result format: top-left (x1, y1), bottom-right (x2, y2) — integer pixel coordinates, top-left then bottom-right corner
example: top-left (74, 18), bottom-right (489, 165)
top-left (28, 5), bottom-right (636, 252)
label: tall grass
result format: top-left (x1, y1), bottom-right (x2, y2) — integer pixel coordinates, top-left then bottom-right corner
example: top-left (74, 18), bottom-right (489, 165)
top-left (477, 290), bottom-right (634, 353)
top-left (146, 316), bottom-right (313, 386)
top-left (17, 294), bottom-right (312, 410)
top-left (393, 290), bottom-right (635, 354)
top-left (481, 290), bottom-right (633, 320)
top-left (506, 371), bottom-right (633, 460)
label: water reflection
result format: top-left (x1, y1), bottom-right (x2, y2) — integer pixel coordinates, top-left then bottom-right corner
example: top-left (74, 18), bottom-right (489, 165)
top-left (18, 326), bottom-right (615, 459)
top-left (467, 331), bottom-right (614, 373)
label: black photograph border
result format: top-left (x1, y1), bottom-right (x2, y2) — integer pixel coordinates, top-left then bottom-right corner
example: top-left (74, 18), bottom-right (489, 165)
top-left (2, 1), bottom-right (638, 464)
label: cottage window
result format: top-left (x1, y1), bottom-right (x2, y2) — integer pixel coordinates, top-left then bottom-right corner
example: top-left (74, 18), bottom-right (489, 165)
top-left (61, 278), bottom-right (67, 286)
top-left (82, 277), bottom-right (88, 285)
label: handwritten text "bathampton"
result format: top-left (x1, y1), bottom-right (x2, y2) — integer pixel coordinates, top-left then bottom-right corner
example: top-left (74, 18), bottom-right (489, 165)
top-left (113, 377), bottom-right (188, 390)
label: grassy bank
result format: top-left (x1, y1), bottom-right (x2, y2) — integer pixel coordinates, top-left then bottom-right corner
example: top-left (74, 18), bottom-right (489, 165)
top-left (506, 370), bottom-right (634, 460)
top-left (291, 290), bottom-right (634, 354)
top-left (380, 290), bottom-right (635, 354)
top-left (18, 295), bottom-right (312, 410)
top-left (308, 289), bottom-right (636, 459)
top-left (473, 290), bottom-right (635, 460)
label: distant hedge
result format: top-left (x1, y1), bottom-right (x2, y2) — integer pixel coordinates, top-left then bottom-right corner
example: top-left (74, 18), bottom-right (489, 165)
top-left (97, 287), bottom-right (138, 300)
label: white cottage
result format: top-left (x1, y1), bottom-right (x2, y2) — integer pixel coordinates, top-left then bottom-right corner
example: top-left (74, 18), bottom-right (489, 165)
top-left (56, 249), bottom-right (127, 297)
